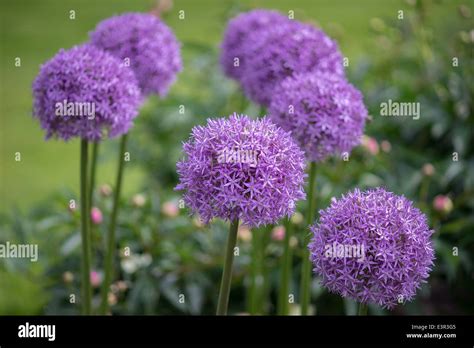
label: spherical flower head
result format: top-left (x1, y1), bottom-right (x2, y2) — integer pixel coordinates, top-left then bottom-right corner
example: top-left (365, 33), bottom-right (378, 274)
top-left (220, 9), bottom-right (290, 81)
top-left (241, 23), bottom-right (344, 106)
top-left (90, 12), bottom-right (182, 97)
top-left (269, 73), bottom-right (367, 162)
top-left (309, 187), bottom-right (435, 309)
top-left (32, 44), bottom-right (141, 141)
top-left (176, 113), bottom-right (306, 227)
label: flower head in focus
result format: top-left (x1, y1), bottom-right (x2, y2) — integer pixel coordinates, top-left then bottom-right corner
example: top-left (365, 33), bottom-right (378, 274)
top-left (176, 113), bottom-right (306, 227)
top-left (309, 187), bottom-right (435, 308)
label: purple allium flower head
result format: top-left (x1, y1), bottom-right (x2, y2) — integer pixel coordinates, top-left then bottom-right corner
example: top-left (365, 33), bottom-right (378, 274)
top-left (176, 113), bottom-right (306, 227)
top-left (220, 9), bottom-right (290, 81)
top-left (268, 72), bottom-right (367, 162)
top-left (241, 22), bottom-right (344, 106)
top-left (32, 44), bottom-right (141, 141)
top-left (90, 12), bottom-right (182, 97)
top-left (309, 187), bottom-right (435, 309)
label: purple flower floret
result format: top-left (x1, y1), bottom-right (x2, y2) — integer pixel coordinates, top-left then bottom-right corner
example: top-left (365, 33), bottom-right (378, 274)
top-left (309, 187), bottom-right (435, 309)
top-left (268, 72), bottom-right (368, 162)
top-left (32, 44), bottom-right (141, 141)
top-left (90, 12), bottom-right (182, 97)
top-left (176, 113), bottom-right (306, 227)
top-left (220, 9), bottom-right (290, 81)
top-left (241, 22), bottom-right (344, 106)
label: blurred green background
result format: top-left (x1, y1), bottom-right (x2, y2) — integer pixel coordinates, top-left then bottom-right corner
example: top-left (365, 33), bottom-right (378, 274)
top-left (0, 0), bottom-right (472, 315)
top-left (0, 0), bottom-right (466, 212)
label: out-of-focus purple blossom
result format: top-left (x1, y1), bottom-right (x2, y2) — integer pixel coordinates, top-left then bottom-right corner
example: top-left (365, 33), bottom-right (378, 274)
top-left (32, 44), bottom-right (141, 141)
top-left (90, 12), bottom-right (182, 97)
top-left (220, 9), bottom-right (290, 81)
top-left (241, 23), bottom-right (344, 106)
top-left (175, 113), bottom-right (306, 227)
top-left (309, 187), bottom-right (435, 309)
top-left (269, 72), bottom-right (367, 162)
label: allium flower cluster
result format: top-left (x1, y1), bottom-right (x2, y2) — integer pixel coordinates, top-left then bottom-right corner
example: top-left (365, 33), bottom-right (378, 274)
top-left (90, 12), bottom-right (182, 97)
top-left (268, 73), bottom-right (367, 162)
top-left (220, 9), bottom-right (290, 81)
top-left (239, 22), bottom-right (344, 105)
top-left (32, 44), bottom-right (141, 141)
top-left (176, 113), bottom-right (306, 227)
top-left (308, 187), bottom-right (435, 308)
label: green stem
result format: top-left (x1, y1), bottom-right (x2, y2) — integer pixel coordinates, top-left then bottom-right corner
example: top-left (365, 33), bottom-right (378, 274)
top-left (216, 219), bottom-right (239, 315)
top-left (248, 229), bottom-right (258, 314)
top-left (258, 226), bottom-right (271, 314)
top-left (249, 226), bottom-right (265, 314)
top-left (88, 142), bottom-right (99, 212)
top-left (100, 134), bottom-right (128, 314)
top-left (278, 218), bottom-right (293, 315)
top-left (80, 139), bottom-right (92, 315)
top-left (300, 161), bottom-right (316, 315)
top-left (358, 303), bottom-right (368, 315)
top-left (419, 176), bottom-right (430, 205)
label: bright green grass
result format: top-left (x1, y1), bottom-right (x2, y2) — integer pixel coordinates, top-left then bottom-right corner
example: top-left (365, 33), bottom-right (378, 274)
top-left (0, 0), bottom-right (464, 212)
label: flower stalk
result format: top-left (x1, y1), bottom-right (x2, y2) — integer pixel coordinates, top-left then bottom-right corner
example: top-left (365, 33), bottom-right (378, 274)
top-left (100, 133), bottom-right (128, 314)
top-left (300, 161), bottom-right (317, 315)
top-left (217, 219), bottom-right (239, 315)
top-left (278, 218), bottom-right (293, 315)
top-left (80, 139), bottom-right (92, 315)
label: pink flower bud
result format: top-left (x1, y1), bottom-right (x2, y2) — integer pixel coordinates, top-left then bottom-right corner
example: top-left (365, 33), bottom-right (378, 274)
top-left (238, 226), bottom-right (252, 242)
top-left (162, 201), bottom-right (179, 217)
top-left (90, 207), bottom-right (103, 225)
top-left (271, 225), bottom-right (286, 241)
top-left (132, 193), bottom-right (146, 207)
top-left (433, 195), bottom-right (453, 214)
top-left (422, 163), bottom-right (435, 177)
top-left (361, 135), bottom-right (379, 155)
top-left (380, 140), bottom-right (391, 153)
top-left (90, 270), bottom-right (102, 288)
top-left (108, 292), bottom-right (117, 306)
top-left (291, 212), bottom-right (303, 225)
top-left (99, 184), bottom-right (112, 197)
top-left (62, 271), bottom-right (74, 284)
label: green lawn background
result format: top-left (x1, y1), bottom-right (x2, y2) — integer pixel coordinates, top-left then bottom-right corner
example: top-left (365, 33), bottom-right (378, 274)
top-left (0, 0), bottom-right (463, 212)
